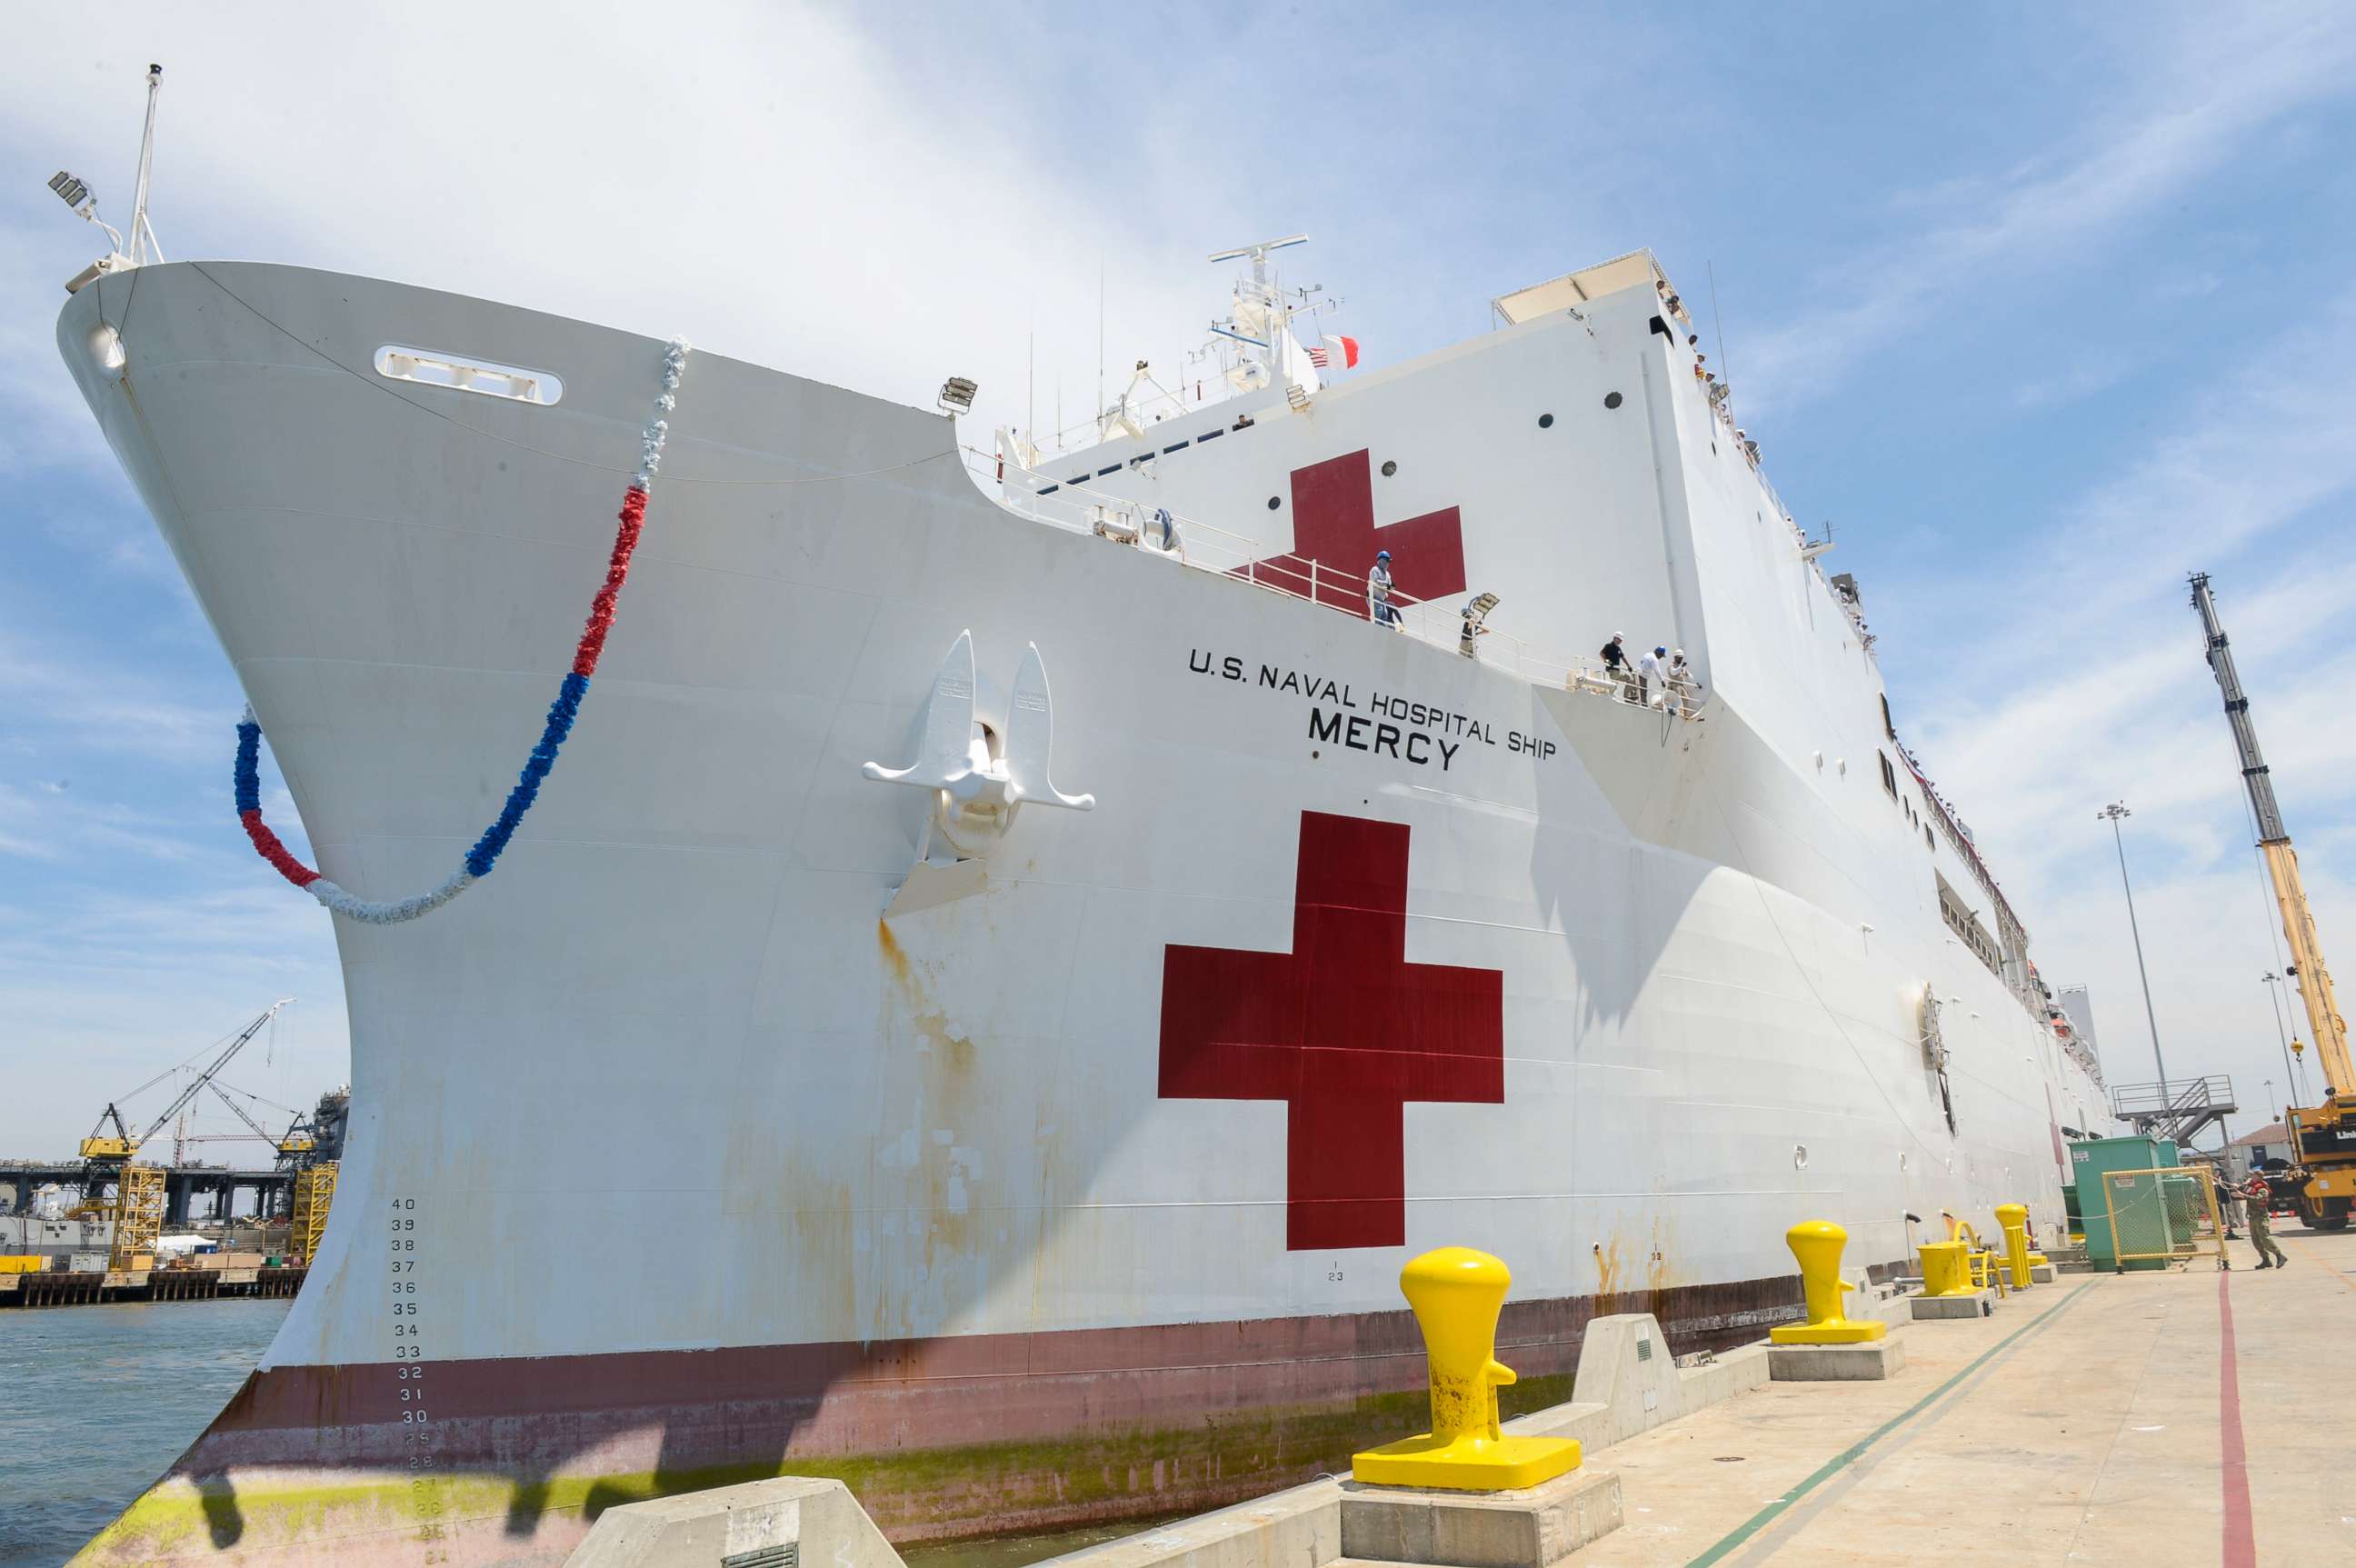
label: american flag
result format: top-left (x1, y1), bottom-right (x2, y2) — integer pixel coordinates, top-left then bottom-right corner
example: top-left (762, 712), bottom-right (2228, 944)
top-left (1305, 335), bottom-right (1360, 372)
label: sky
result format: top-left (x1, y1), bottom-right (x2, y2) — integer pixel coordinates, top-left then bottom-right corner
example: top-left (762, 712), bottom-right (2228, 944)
top-left (3, 1), bottom-right (2353, 1157)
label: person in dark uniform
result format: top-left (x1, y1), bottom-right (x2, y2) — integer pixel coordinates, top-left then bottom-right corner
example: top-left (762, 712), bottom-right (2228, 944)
top-left (1600, 633), bottom-right (1632, 702)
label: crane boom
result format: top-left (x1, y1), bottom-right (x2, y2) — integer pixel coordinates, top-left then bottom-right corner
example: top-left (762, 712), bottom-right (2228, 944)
top-left (2191, 574), bottom-right (2352, 1096)
top-left (130, 999), bottom-right (295, 1150)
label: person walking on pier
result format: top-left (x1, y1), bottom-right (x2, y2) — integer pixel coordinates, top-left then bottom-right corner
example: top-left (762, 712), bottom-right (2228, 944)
top-left (2244, 1171), bottom-right (2288, 1269)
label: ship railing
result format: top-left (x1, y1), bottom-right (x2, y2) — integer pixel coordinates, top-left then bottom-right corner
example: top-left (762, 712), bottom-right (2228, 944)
top-left (2062, 1039), bottom-right (2105, 1087)
top-left (970, 449), bottom-right (1708, 715)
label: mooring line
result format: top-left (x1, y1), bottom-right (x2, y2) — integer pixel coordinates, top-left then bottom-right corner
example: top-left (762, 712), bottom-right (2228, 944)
top-left (1682, 1281), bottom-right (2096, 1567)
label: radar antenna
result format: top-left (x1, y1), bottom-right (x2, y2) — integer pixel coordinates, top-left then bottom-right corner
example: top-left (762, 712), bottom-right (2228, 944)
top-left (1205, 234), bottom-right (1311, 394)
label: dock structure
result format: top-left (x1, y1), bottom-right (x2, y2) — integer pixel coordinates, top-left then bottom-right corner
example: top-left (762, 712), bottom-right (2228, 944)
top-left (1522, 1233), bottom-right (2351, 1565)
top-left (0, 1158), bottom-right (294, 1222)
top-left (0, 1264), bottom-right (305, 1308)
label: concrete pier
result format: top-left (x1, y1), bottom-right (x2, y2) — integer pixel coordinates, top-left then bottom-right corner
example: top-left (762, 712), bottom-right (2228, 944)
top-left (566, 1233), bottom-right (2356, 1567)
top-left (1576, 1229), bottom-right (2353, 1563)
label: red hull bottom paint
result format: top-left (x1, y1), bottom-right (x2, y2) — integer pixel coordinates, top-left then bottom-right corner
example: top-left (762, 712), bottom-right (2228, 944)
top-left (86, 1275), bottom-right (1813, 1565)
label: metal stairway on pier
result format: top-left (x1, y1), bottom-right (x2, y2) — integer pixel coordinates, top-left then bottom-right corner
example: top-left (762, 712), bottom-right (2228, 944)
top-left (2109, 1076), bottom-right (2237, 1148)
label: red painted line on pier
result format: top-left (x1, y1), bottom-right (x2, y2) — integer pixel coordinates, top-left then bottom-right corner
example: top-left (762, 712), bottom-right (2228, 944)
top-left (2217, 1271), bottom-right (2256, 1568)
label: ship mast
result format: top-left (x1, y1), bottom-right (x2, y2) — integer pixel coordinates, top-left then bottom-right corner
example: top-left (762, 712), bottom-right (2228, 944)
top-left (128, 65), bottom-right (165, 265)
top-left (1206, 234), bottom-right (1309, 392)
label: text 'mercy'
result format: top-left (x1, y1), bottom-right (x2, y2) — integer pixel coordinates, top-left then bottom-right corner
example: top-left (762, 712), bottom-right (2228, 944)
top-left (1186, 649), bottom-right (1557, 772)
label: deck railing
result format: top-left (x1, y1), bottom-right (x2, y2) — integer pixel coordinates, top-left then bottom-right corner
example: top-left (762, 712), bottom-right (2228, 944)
top-left (969, 448), bottom-right (1708, 715)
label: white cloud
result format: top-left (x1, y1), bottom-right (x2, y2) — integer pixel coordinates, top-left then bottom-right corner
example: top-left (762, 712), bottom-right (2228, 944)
top-left (2010, 356), bottom-right (2140, 412)
top-left (1741, 6), bottom-right (2356, 413)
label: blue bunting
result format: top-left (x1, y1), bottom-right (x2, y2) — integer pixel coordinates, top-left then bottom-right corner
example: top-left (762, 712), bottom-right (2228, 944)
top-left (464, 671), bottom-right (590, 877)
top-left (234, 720), bottom-right (263, 814)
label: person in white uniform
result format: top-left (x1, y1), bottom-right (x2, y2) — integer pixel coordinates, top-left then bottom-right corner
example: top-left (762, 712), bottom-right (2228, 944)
top-left (1367, 549), bottom-right (1401, 628)
top-left (1636, 644), bottom-right (1667, 707)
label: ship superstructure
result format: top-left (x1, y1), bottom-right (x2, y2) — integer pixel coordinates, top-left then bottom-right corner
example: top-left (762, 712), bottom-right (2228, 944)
top-left (55, 230), bottom-right (2103, 1566)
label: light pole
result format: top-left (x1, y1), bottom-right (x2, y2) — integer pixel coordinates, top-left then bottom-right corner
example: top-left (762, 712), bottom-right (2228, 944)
top-left (2099, 803), bottom-right (2171, 1109)
top-left (2261, 971), bottom-right (2311, 1108)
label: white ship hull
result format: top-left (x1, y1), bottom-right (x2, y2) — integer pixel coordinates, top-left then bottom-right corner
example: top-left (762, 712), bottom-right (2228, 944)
top-left (57, 256), bottom-right (2103, 1566)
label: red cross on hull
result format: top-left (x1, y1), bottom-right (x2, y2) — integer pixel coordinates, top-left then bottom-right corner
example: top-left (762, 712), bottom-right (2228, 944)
top-left (1157, 812), bottom-right (1505, 1250)
top-left (1242, 450), bottom-right (1469, 618)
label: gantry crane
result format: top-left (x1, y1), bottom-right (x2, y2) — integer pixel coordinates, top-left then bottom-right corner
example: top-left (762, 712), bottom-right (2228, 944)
top-left (77, 999), bottom-right (295, 1262)
top-left (2191, 574), bottom-right (2353, 1229)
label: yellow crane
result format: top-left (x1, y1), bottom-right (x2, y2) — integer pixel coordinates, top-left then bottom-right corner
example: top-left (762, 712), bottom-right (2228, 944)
top-left (77, 1000), bottom-right (296, 1265)
top-left (2191, 574), bottom-right (2353, 1229)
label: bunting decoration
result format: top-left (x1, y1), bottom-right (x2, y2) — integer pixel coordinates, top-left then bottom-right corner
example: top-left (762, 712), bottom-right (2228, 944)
top-left (233, 337), bottom-right (691, 925)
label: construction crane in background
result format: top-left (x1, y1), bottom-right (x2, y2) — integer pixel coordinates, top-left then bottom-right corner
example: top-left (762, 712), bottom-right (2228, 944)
top-left (77, 1000), bottom-right (296, 1263)
top-left (2191, 574), bottom-right (2353, 1230)
top-left (79, 999), bottom-right (299, 1168)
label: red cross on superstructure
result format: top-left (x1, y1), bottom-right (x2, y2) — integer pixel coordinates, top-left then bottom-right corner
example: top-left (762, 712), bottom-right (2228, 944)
top-left (1245, 450), bottom-right (1469, 618)
top-left (1157, 812), bottom-right (1505, 1251)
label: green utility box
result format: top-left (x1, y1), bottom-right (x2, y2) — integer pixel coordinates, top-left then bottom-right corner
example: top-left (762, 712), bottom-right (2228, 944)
top-left (2161, 1173), bottom-right (2206, 1244)
top-left (2067, 1135), bottom-right (2182, 1272)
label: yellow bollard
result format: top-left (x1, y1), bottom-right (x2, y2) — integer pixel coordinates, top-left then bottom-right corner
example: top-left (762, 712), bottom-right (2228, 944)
top-left (1994, 1203), bottom-right (2033, 1290)
top-left (1916, 1240), bottom-right (1974, 1297)
top-left (1768, 1221), bottom-right (1887, 1344)
top-left (1351, 1247), bottom-right (1582, 1491)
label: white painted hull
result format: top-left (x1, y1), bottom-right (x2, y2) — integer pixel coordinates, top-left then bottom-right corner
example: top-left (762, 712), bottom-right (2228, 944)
top-left (56, 258), bottom-right (2102, 1565)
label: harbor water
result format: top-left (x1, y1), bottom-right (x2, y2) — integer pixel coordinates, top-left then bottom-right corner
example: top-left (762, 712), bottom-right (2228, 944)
top-left (0, 1290), bottom-right (1174, 1568)
top-left (0, 1298), bottom-right (291, 1568)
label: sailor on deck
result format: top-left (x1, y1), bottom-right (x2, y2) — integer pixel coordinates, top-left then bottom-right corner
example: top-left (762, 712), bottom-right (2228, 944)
top-left (1601, 633), bottom-right (1632, 701)
top-left (1667, 648), bottom-right (1695, 714)
top-left (1637, 645), bottom-right (1667, 708)
top-left (1368, 550), bottom-right (1401, 629)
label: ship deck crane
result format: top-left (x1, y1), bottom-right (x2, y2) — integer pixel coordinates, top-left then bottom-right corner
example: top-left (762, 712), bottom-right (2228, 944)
top-left (2191, 573), bottom-right (2353, 1229)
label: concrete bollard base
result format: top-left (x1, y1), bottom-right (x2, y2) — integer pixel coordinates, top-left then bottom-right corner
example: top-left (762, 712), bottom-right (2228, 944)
top-left (2031, 1263), bottom-right (2057, 1283)
top-left (1339, 1467), bottom-right (1623, 1568)
top-left (1768, 1337), bottom-right (1908, 1382)
top-left (564, 1477), bottom-right (904, 1568)
top-left (1909, 1292), bottom-right (1992, 1320)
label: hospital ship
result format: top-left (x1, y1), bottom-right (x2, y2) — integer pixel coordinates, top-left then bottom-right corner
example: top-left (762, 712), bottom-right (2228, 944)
top-left (52, 139), bottom-right (2105, 1564)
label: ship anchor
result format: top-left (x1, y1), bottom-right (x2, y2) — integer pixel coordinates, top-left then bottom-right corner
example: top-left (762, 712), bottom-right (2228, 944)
top-left (863, 630), bottom-right (1093, 913)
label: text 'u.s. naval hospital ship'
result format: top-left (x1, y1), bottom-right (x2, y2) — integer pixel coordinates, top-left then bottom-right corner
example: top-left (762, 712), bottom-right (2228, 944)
top-left (51, 91), bottom-right (2105, 1566)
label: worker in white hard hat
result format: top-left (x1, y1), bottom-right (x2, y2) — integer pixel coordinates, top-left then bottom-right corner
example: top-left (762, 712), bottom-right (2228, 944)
top-left (1668, 648), bottom-right (1695, 716)
top-left (1600, 632), bottom-right (1633, 702)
